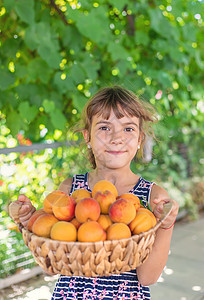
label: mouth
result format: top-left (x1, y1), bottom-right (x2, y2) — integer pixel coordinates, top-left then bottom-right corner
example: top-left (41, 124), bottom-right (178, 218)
top-left (106, 151), bottom-right (126, 155)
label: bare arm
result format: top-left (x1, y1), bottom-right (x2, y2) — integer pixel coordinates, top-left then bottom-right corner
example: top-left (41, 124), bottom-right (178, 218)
top-left (136, 185), bottom-right (179, 286)
top-left (58, 177), bottom-right (73, 194)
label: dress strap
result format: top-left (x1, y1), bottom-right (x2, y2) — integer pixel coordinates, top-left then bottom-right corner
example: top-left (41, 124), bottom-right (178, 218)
top-left (69, 173), bottom-right (92, 196)
top-left (130, 177), bottom-right (155, 207)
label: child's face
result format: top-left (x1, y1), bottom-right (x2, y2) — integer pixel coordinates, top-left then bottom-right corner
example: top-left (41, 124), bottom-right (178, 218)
top-left (87, 109), bottom-right (141, 170)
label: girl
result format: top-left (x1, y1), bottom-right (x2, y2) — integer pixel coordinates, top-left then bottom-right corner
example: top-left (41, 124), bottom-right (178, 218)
top-left (14, 86), bottom-right (179, 300)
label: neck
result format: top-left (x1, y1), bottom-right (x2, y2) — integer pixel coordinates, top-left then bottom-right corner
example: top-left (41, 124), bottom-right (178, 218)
top-left (90, 166), bottom-right (136, 186)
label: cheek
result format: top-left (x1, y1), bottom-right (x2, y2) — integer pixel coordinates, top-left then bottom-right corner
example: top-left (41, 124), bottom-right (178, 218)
top-left (125, 134), bottom-right (138, 146)
top-left (94, 131), bottom-right (109, 145)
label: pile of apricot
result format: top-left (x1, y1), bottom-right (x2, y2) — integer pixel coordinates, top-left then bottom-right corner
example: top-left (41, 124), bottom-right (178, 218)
top-left (27, 180), bottom-right (157, 243)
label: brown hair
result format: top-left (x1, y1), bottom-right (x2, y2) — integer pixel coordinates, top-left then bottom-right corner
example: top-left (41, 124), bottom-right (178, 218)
top-left (73, 85), bottom-right (157, 169)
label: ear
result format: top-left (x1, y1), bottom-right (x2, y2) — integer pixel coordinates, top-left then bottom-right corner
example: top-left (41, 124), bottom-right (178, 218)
top-left (82, 130), bottom-right (90, 143)
top-left (138, 132), bottom-right (144, 146)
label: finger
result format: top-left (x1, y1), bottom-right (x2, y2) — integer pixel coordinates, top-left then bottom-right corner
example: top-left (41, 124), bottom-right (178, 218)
top-left (20, 211), bottom-right (33, 222)
top-left (155, 202), bottom-right (165, 213)
top-left (19, 204), bottom-right (31, 215)
top-left (18, 195), bottom-right (31, 203)
top-left (153, 198), bottom-right (161, 204)
top-left (153, 198), bottom-right (171, 205)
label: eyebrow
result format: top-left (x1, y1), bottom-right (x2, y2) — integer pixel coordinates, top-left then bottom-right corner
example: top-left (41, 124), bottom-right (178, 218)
top-left (95, 120), bottom-right (139, 128)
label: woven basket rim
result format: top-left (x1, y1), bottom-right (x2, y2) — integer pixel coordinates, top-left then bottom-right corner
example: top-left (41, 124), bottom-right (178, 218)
top-left (22, 219), bottom-right (161, 246)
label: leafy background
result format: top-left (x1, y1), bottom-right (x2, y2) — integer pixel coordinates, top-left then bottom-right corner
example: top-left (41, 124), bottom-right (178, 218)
top-left (0, 0), bottom-right (204, 278)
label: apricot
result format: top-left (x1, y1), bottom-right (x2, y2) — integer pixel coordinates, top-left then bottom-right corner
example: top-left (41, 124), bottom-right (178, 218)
top-left (43, 190), bottom-right (66, 214)
top-left (78, 221), bottom-right (106, 242)
top-left (107, 223), bottom-right (131, 240)
top-left (32, 214), bottom-right (58, 238)
top-left (52, 194), bottom-right (76, 221)
top-left (117, 193), bottom-right (140, 211)
top-left (92, 180), bottom-right (118, 198)
top-left (109, 199), bottom-right (136, 224)
top-left (71, 189), bottom-right (92, 203)
top-left (93, 190), bottom-right (116, 214)
top-left (98, 214), bottom-right (113, 231)
top-left (27, 209), bottom-right (47, 232)
top-left (137, 208), bottom-right (157, 227)
top-left (75, 198), bottom-right (100, 223)
top-left (50, 221), bottom-right (77, 242)
top-left (70, 217), bottom-right (81, 230)
top-left (129, 212), bottom-right (154, 235)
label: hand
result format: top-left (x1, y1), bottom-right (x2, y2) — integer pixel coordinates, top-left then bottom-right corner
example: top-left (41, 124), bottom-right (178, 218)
top-left (17, 194), bottom-right (36, 227)
top-left (153, 198), bottom-right (179, 229)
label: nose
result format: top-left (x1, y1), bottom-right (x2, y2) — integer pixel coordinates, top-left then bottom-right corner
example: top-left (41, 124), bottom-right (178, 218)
top-left (110, 130), bottom-right (124, 145)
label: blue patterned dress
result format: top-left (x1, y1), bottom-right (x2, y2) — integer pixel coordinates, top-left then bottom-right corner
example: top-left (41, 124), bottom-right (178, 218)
top-left (51, 172), bottom-right (154, 300)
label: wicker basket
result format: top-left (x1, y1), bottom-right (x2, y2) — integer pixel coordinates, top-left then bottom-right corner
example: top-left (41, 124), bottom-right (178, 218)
top-left (22, 201), bottom-right (173, 277)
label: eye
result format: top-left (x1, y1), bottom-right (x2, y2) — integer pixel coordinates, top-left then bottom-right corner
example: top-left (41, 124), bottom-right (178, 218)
top-left (99, 126), bottom-right (110, 131)
top-left (124, 127), bottom-right (134, 132)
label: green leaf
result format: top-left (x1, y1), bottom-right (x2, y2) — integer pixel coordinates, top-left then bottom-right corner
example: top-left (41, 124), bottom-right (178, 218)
top-left (157, 71), bottom-right (172, 88)
top-left (4, 0), bottom-right (15, 12)
top-left (148, 8), bottom-right (173, 38)
top-left (6, 110), bottom-right (23, 136)
top-left (50, 109), bottom-right (67, 130)
top-left (37, 44), bottom-right (61, 69)
top-left (27, 58), bottom-right (52, 84)
top-left (62, 26), bottom-right (83, 53)
top-left (42, 100), bottom-right (55, 113)
top-left (108, 0), bottom-right (129, 11)
top-left (72, 92), bottom-right (88, 113)
top-left (182, 23), bottom-right (197, 42)
top-left (70, 64), bottom-right (86, 84)
top-left (135, 31), bottom-right (150, 46)
top-left (0, 38), bottom-right (21, 58)
top-left (195, 50), bottom-right (204, 70)
top-left (53, 72), bottom-right (75, 94)
top-left (107, 42), bottom-right (129, 61)
top-left (141, 196), bottom-right (152, 212)
top-left (81, 54), bottom-right (100, 81)
top-left (0, 69), bottom-right (15, 91)
top-left (18, 102), bottom-right (38, 123)
top-left (24, 25), bottom-right (39, 50)
top-left (75, 7), bottom-right (111, 45)
top-left (169, 47), bottom-right (184, 63)
top-left (14, 0), bottom-right (35, 24)
top-left (116, 60), bottom-right (131, 78)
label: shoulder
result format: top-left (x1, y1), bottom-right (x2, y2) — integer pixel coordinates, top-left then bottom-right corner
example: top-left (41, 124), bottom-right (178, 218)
top-left (150, 184), bottom-right (169, 209)
top-left (59, 177), bottom-right (73, 194)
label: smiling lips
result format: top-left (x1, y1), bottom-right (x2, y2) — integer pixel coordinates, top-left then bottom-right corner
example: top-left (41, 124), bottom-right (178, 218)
top-left (106, 151), bottom-right (126, 155)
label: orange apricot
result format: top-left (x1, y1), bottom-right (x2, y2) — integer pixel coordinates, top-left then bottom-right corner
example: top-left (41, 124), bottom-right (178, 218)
top-left (43, 190), bottom-right (66, 214)
top-left (98, 214), bottom-right (113, 231)
top-left (32, 214), bottom-right (58, 238)
top-left (93, 190), bottom-right (116, 214)
top-left (129, 213), bottom-right (154, 235)
top-left (107, 223), bottom-right (131, 240)
top-left (92, 180), bottom-right (118, 198)
top-left (70, 217), bottom-right (82, 230)
top-left (117, 193), bottom-right (140, 211)
top-left (50, 221), bottom-right (77, 242)
top-left (27, 209), bottom-right (47, 232)
top-left (52, 194), bottom-right (76, 221)
top-left (109, 199), bottom-right (136, 224)
top-left (137, 208), bottom-right (157, 227)
top-left (75, 198), bottom-right (100, 223)
top-left (78, 221), bottom-right (106, 242)
top-left (71, 189), bottom-right (92, 203)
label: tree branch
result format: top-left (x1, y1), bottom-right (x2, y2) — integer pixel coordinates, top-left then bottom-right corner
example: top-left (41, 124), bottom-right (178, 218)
top-left (50, 0), bottom-right (68, 25)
